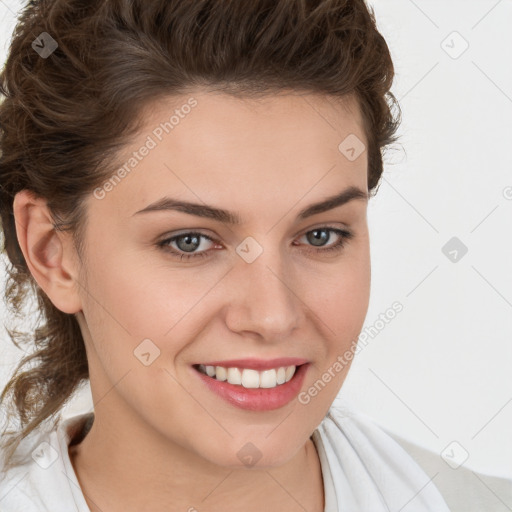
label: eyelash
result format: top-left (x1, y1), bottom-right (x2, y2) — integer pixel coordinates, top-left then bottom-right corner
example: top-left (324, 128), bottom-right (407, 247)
top-left (156, 226), bottom-right (354, 261)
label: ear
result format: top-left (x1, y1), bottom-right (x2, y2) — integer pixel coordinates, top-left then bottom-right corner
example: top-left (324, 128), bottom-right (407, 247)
top-left (12, 189), bottom-right (83, 314)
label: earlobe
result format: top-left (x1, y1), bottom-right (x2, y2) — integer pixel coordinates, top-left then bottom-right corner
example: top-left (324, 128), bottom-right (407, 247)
top-left (12, 189), bottom-right (83, 315)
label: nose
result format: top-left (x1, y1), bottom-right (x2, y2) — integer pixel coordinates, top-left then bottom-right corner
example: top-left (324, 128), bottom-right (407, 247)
top-left (223, 248), bottom-right (303, 340)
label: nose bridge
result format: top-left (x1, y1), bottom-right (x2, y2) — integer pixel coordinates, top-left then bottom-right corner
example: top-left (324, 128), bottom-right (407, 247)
top-left (227, 238), bottom-right (301, 336)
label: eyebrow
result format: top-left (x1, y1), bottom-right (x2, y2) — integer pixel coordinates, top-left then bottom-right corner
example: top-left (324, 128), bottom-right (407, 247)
top-left (132, 185), bottom-right (368, 224)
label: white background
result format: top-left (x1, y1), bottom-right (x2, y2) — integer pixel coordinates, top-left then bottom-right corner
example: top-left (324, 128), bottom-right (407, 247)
top-left (1, 0), bottom-right (511, 479)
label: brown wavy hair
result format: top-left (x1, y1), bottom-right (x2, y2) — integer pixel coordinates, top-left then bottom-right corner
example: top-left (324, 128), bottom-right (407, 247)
top-left (0, 0), bottom-right (401, 471)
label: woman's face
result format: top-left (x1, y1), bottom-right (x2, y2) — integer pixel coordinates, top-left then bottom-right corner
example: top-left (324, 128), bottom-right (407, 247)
top-left (73, 90), bottom-right (371, 469)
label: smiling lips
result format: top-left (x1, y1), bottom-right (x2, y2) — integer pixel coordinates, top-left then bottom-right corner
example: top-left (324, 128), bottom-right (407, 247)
top-left (193, 356), bottom-right (308, 389)
top-left (192, 357), bottom-right (310, 411)
top-left (196, 364), bottom-right (297, 388)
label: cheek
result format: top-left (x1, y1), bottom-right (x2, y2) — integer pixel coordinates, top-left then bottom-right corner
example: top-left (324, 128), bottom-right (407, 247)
top-left (79, 244), bottom-right (234, 382)
top-left (296, 260), bottom-right (370, 412)
top-left (83, 244), bottom-right (204, 338)
top-left (301, 246), bottom-right (370, 393)
top-left (307, 248), bottom-right (371, 332)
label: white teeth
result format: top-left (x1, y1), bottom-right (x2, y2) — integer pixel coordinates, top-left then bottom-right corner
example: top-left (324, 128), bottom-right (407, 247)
top-left (285, 365), bottom-right (296, 381)
top-left (198, 364), bottom-right (298, 388)
top-left (260, 369), bottom-right (277, 388)
top-left (241, 369), bottom-right (260, 388)
top-left (227, 367), bottom-right (242, 385)
top-left (215, 366), bottom-right (227, 381)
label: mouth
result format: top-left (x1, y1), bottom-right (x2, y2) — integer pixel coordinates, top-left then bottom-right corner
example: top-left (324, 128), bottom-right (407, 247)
top-left (192, 363), bottom-right (304, 389)
top-left (191, 362), bottom-right (310, 411)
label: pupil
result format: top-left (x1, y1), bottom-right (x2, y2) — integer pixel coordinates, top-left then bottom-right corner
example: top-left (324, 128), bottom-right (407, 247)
top-left (308, 229), bottom-right (328, 247)
top-left (177, 234), bottom-right (200, 252)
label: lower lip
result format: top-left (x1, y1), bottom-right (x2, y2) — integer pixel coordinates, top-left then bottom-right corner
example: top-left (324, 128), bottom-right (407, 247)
top-left (192, 364), bottom-right (310, 411)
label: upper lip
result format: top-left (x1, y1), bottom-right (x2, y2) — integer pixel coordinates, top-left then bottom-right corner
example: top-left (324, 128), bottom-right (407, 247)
top-left (194, 357), bottom-right (309, 371)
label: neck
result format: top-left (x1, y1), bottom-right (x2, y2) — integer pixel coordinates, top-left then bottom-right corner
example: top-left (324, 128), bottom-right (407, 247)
top-left (68, 401), bottom-right (324, 512)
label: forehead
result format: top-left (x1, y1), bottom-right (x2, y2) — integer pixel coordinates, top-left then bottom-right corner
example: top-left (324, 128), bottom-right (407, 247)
top-left (139, 89), bottom-right (364, 148)
top-left (90, 90), bottom-right (368, 221)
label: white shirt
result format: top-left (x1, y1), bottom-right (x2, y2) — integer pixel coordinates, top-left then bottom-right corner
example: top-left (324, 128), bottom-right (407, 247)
top-left (0, 405), bottom-right (454, 511)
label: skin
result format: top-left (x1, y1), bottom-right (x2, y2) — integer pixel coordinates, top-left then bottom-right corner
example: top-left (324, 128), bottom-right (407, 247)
top-left (13, 90), bottom-right (371, 512)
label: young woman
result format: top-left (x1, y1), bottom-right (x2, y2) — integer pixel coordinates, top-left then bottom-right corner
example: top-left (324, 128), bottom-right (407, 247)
top-left (0, 1), bottom-right (455, 511)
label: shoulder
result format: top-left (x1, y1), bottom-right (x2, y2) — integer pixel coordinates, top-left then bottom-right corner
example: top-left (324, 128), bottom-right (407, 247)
top-left (383, 427), bottom-right (512, 512)
top-left (0, 424), bottom-right (60, 511)
top-left (316, 405), bottom-right (512, 512)
top-left (0, 412), bottom-right (93, 512)
top-left (312, 404), bottom-right (451, 511)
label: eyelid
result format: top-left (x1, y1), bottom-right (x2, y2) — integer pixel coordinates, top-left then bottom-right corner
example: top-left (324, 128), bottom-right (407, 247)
top-left (159, 221), bottom-right (351, 243)
top-left (293, 220), bottom-right (352, 238)
top-left (157, 224), bottom-right (353, 261)
top-left (157, 230), bottom-right (218, 249)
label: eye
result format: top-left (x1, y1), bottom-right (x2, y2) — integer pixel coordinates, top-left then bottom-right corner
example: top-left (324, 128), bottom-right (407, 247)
top-left (157, 231), bottom-right (217, 261)
top-left (294, 227), bottom-right (353, 255)
top-left (156, 226), bottom-right (353, 261)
